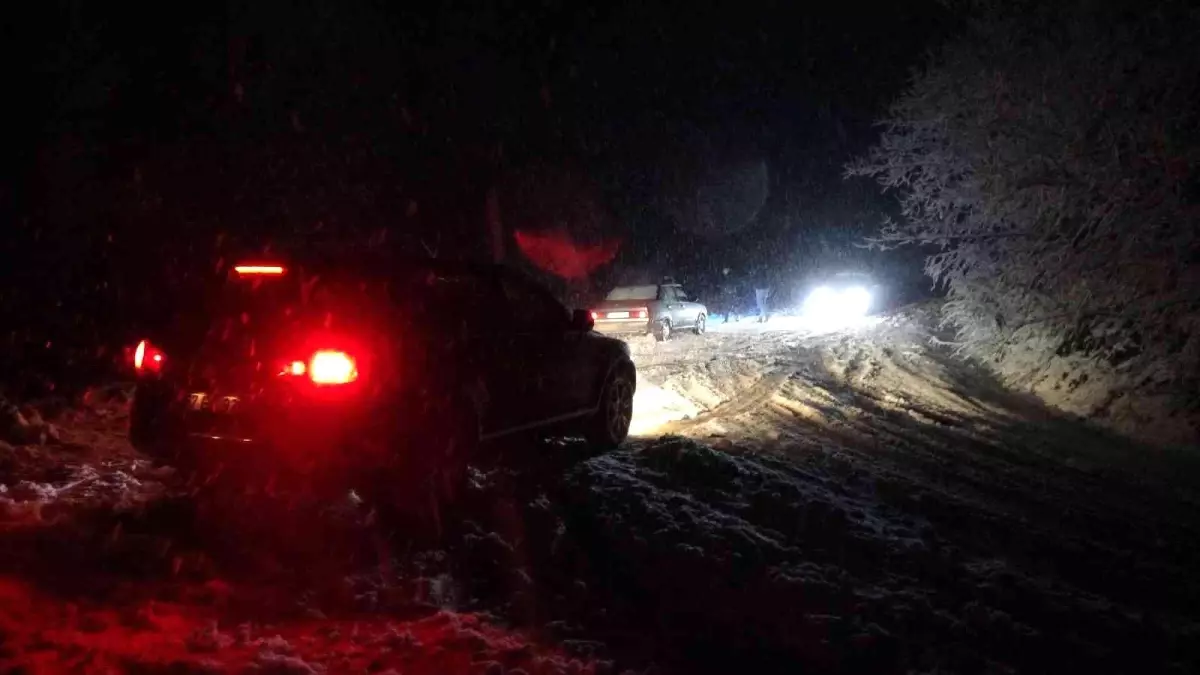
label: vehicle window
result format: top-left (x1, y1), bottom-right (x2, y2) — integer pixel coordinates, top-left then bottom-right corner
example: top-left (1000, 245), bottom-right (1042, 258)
top-left (673, 287), bottom-right (690, 301)
top-left (213, 271), bottom-right (386, 332)
top-left (390, 269), bottom-right (504, 331)
top-left (659, 286), bottom-right (679, 302)
top-left (499, 274), bottom-right (570, 329)
top-left (605, 285), bottom-right (659, 301)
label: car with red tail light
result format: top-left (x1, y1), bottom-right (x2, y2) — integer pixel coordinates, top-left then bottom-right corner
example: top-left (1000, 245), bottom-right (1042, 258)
top-left (591, 282), bottom-right (707, 341)
top-left (127, 256), bottom-right (636, 512)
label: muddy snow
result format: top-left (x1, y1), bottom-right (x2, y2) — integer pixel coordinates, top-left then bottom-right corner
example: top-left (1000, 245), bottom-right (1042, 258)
top-left (2, 312), bottom-right (1199, 674)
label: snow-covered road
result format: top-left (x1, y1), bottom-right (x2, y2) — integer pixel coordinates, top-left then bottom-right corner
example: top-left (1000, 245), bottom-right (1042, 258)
top-left (614, 313), bottom-right (1200, 673)
top-left (3, 311), bottom-right (1199, 674)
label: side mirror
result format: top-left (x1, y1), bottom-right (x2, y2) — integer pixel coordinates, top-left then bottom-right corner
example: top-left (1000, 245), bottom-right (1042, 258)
top-left (570, 308), bottom-right (595, 331)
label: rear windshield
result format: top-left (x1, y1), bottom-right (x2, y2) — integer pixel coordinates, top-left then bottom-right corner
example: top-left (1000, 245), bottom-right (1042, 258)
top-left (215, 272), bottom-right (383, 320)
top-left (214, 266), bottom-right (503, 327)
top-left (157, 261), bottom-right (504, 362)
top-left (606, 285), bottom-right (659, 301)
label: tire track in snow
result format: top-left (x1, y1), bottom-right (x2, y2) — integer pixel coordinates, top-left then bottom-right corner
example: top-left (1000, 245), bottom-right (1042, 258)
top-left (656, 368), bottom-right (793, 434)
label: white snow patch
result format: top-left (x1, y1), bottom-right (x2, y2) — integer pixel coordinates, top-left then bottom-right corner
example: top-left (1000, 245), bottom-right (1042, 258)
top-left (708, 313), bottom-right (883, 335)
top-left (630, 378), bottom-right (704, 437)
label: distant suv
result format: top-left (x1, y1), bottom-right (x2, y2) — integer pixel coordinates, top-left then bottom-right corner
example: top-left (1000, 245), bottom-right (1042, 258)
top-left (591, 282), bottom-right (707, 341)
top-left (128, 255), bottom-right (636, 510)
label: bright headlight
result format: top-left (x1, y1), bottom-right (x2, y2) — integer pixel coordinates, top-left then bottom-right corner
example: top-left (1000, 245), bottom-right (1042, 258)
top-left (802, 284), bottom-right (872, 329)
top-left (803, 286), bottom-right (838, 314)
top-left (842, 286), bottom-right (871, 316)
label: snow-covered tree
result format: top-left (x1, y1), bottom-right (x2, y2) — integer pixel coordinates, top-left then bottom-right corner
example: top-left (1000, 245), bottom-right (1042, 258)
top-left (850, 1), bottom-right (1200, 385)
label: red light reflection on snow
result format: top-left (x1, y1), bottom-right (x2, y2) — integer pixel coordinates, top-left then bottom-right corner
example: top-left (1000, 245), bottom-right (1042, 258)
top-left (513, 229), bottom-right (620, 280)
top-left (0, 575), bottom-right (574, 673)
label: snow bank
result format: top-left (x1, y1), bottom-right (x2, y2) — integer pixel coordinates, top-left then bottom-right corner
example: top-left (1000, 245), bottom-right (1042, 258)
top-left (0, 381), bottom-right (168, 526)
top-left (0, 444), bottom-right (168, 526)
top-left (988, 334), bottom-right (1199, 448)
top-left (1, 401), bottom-right (62, 446)
top-left (875, 300), bottom-right (1198, 447)
top-left (880, 300), bottom-right (1200, 448)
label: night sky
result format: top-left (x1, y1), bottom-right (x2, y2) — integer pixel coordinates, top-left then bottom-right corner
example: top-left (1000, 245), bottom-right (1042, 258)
top-left (5, 0), bottom-right (950, 312)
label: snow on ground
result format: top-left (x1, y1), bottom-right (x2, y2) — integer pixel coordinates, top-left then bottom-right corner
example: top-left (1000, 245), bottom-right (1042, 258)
top-left (2, 309), bottom-right (1200, 673)
top-left (0, 388), bottom-right (587, 674)
top-left (0, 575), bottom-right (577, 674)
top-left (614, 311), bottom-right (1200, 672)
top-left (626, 313), bottom-right (879, 435)
top-left (705, 311), bottom-right (880, 335)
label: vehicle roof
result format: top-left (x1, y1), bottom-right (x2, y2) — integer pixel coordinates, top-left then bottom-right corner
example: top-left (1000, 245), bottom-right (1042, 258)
top-left (610, 281), bottom-right (681, 288)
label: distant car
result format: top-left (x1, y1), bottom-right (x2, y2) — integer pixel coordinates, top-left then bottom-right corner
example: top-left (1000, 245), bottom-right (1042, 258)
top-left (799, 271), bottom-right (881, 324)
top-left (128, 255), bottom-right (636, 510)
top-left (591, 282), bottom-right (708, 341)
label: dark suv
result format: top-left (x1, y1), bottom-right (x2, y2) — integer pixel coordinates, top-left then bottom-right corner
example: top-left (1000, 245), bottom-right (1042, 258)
top-left (128, 255), bottom-right (636, 507)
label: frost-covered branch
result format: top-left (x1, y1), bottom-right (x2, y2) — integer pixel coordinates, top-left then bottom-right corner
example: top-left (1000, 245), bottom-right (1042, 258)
top-left (850, 2), bottom-right (1200, 383)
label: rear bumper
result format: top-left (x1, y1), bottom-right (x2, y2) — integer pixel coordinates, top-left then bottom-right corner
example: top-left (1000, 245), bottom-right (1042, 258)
top-left (130, 380), bottom-right (381, 472)
top-left (593, 319), bottom-right (651, 335)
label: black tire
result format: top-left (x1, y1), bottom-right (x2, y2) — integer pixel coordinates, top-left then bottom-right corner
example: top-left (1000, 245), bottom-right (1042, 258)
top-left (584, 363), bottom-right (635, 450)
top-left (693, 313), bottom-right (706, 335)
top-left (653, 319), bottom-right (672, 342)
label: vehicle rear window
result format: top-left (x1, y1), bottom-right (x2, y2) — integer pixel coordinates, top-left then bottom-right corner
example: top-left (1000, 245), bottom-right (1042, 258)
top-left (217, 274), bottom-right (302, 315)
top-left (606, 285), bottom-right (658, 301)
top-left (390, 270), bottom-right (501, 325)
top-left (204, 262), bottom-right (503, 335)
top-left (207, 269), bottom-right (391, 335)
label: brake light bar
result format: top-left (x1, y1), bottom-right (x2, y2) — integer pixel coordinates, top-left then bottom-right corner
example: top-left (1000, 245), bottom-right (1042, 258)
top-left (234, 265), bottom-right (286, 276)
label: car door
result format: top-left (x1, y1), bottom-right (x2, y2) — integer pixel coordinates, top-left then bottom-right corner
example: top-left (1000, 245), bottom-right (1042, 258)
top-left (659, 285), bottom-right (682, 324)
top-left (495, 271), bottom-right (593, 427)
top-left (663, 285), bottom-right (692, 325)
top-left (673, 285), bottom-right (703, 325)
top-left (392, 268), bottom-right (517, 438)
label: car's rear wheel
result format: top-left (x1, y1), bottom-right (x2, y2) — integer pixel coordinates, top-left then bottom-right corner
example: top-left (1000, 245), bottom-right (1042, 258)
top-left (584, 363), bottom-right (635, 450)
top-left (653, 319), bottom-right (672, 342)
top-left (693, 313), bottom-right (706, 335)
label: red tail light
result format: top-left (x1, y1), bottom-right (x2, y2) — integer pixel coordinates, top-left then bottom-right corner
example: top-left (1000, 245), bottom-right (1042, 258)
top-left (590, 311), bottom-right (599, 320)
top-left (309, 350), bottom-right (358, 385)
top-left (634, 308), bottom-right (648, 319)
top-left (132, 339), bottom-right (165, 375)
top-left (280, 350), bottom-right (358, 385)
